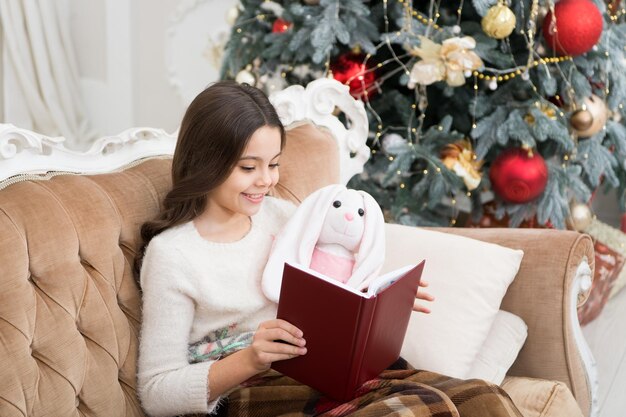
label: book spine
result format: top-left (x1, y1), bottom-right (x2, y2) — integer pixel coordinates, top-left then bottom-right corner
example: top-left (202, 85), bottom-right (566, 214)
top-left (344, 296), bottom-right (377, 398)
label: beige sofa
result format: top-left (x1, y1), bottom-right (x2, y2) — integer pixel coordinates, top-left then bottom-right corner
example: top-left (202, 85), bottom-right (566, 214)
top-left (0, 81), bottom-right (595, 417)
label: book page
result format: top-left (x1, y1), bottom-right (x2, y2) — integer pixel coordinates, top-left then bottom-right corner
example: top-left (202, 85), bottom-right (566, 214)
top-left (285, 262), bottom-right (419, 299)
top-left (285, 262), bottom-right (370, 297)
top-left (365, 264), bottom-right (417, 297)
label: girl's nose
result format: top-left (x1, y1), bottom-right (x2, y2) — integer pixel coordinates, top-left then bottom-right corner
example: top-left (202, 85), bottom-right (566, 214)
top-left (258, 169), bottom-right (272, 186)
top-left (344, 212), bottom-right (354, 221)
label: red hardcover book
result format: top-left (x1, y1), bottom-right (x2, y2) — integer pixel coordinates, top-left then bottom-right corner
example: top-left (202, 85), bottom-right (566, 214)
top-left (271, 260), bottom-right (425, 401)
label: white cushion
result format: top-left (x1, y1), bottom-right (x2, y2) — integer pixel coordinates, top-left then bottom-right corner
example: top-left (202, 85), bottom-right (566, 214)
top-left (466, 310), bottom-right (528, 384)
top-left (381, 224), bottom-right (524, 378)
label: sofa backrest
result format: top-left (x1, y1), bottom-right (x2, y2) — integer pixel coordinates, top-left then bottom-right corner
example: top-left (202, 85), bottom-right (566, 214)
top-left (0, 159), bottom-right (168, 416)
top-left (0, 79), bottom-right (366, 416)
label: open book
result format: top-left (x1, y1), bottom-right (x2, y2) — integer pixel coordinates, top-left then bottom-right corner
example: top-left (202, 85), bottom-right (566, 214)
top-left (271, 260), bottom-right (425, 401)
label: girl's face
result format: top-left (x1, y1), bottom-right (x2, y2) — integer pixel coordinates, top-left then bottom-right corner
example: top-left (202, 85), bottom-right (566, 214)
top-left (207, 125), bottom-right (282, 220)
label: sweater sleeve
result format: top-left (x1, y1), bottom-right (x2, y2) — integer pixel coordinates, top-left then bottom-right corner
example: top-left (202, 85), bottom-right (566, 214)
top-left (137, 238), bottom-right (221, 416)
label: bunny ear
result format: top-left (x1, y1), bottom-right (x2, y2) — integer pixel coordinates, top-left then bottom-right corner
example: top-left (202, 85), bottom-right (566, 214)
top-left (261, 184), bottom-right (347, 302)
top-left (346, 190), bottom-right (386, 290)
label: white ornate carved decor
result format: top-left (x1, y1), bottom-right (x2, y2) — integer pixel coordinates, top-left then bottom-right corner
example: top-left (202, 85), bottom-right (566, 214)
top-left (0, 124), bottom-right (177, 186)
top-left (571, 259), bottom-right (599, 417)
top-left (166, 0), bottom-right (238, 106)
top-left (269, 78), bottom-right (370, 186)
top-left (0, 78), bottom-right (370, 189)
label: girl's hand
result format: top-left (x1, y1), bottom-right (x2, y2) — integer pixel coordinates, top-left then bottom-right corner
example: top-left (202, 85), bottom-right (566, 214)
top-left (244, 319), bottom-right (307, 372)
top-left (413, 280), bottom-right (434, 314)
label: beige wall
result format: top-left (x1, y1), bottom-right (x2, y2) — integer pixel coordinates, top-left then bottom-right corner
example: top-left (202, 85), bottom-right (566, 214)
top-left (69, 0), bottom-right (186, 135)
top-left (131, 0), bottom-right (185, 132)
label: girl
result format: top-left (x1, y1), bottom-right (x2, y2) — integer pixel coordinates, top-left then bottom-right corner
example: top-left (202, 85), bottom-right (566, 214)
top-left (135, 81), bottom-right (520, 417)
top-left (135, 81), bottom-right (304, 416)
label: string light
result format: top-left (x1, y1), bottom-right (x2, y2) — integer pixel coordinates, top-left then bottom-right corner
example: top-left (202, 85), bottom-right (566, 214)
top-left (411, 9), bottom-right (441, 30)
top-left (456, 0), bottom-right (464, 26)
top-left (472, 56), bottom-right (571, 82)
top-left (396, 0), bottom-right (444, 32)
top-left (471, 74), bottom-right (478, 134)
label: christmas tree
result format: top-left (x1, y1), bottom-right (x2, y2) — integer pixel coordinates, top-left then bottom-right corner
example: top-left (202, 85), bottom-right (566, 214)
top-left (221, 0), bottom-right (626, 230)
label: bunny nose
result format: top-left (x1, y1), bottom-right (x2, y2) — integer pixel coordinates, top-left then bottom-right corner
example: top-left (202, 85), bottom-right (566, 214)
top-left (344, 212), bottom-right (354, 221)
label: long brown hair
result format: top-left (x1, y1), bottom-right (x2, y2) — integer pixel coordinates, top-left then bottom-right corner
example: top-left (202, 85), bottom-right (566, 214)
top-left (134, 81), bottom-right (285, 279)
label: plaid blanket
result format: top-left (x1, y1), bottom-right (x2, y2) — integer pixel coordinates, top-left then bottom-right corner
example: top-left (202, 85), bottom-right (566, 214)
top-left (215, 358), bottom-right (522, 417)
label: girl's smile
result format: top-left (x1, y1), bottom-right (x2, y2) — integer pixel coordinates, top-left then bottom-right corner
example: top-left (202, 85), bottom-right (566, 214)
top-left (242, 192), bottom-right (265, 204)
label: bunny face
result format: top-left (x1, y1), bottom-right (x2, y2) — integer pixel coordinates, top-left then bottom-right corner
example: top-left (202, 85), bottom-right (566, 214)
top-left (317, 189), bottom-right (366, 253)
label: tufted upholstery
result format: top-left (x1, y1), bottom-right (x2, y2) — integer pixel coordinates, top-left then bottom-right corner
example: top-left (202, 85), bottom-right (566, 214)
top-left (0, 124), bottom-right (340, 417)
top-left (0, 160), bottom-right (169, 416)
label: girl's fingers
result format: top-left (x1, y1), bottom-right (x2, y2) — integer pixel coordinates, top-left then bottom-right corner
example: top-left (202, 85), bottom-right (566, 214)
top-left (415, 290), bottom-right (435, 301)
top-left (256, 339), bottom-right (307, 356)
top-left (260, 327), bottom-right (306, 347)
top-left (265, 351), bottom-right (306, 363)
top-left (259, 319), bottom-right (303, 338)
top-left (419, 280), bottom-right (429, 287)
top-left (412, 300), bottom-right (431, 314)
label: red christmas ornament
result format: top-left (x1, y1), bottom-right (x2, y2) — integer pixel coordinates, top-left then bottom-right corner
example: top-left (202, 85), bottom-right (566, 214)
top-left (489, 148), bottom-right (548, 204)
top-left (330, 53), bottom-right (377, 99)
top-left (272, 18), bottom-right (292, 33)
top-left (542, 0), bottom-right (603, 56)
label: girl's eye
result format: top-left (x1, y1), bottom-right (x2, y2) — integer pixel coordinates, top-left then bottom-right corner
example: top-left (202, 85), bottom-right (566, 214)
top-left (333, 200), bottom-right (341, 208)
top-left (358, 208), bottom-right (365, 216)
top-left (241, 166), bottom-right (255, 171)
top-left (270, 163), bottom-right (280, 169)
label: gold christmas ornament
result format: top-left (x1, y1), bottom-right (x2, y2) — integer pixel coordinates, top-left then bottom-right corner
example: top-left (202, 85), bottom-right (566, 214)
top-left (481, 3), bottom-right (517, 39)
top-left (571, 95), bottom-right (608, 138)
top-left (567, 201), bottom-right (593, 232)
top-left (570, 109), bottom-right (594, 132)
top-left (440, 140), bottom-right (483, 190)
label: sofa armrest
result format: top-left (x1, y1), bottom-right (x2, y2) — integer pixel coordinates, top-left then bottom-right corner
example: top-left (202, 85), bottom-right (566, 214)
top-left (430, 227), bottom-right (594, 417)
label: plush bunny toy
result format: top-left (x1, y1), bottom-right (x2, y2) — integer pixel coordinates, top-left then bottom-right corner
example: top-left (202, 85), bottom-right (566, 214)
top-left (262, 184), bottom-right (386, 303)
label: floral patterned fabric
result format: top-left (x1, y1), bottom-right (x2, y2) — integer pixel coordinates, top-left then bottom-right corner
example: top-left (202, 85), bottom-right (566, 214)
top-left (188, 324), bottom-right (254, 363)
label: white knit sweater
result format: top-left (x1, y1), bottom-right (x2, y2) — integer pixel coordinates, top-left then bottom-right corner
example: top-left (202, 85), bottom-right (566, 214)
top-left (137, 197), bottom-right (296, 417)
